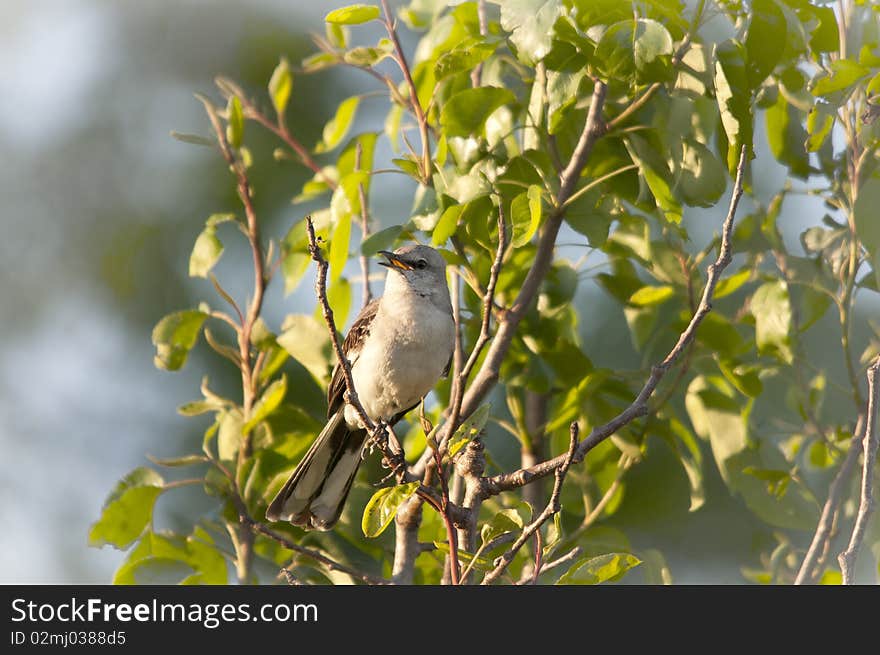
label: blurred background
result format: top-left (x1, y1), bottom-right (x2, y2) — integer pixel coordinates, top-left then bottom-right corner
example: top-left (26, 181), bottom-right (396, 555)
top-left (1, 0), bottom-right (874, 584)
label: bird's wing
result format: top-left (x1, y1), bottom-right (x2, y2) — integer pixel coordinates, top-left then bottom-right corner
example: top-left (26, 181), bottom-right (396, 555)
top-left (327, 297), bottom-right (380, 417)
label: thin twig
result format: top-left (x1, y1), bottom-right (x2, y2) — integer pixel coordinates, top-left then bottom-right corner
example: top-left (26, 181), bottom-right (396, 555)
top-left (482, 145), bottom-right (748, 497)
top-left (481, 422), bottom-right (579, 585)
top-left (794, 415), bottom-right (864, 584)
top-left (539, 546), bottom-right (583, 575)
top-left (444, 208), bottom-right (508, 452)
top-left (838, 356), bottom-right (880, 584)
top-left (246, 518), bottom-right (389, 585)
top-left (380, 0), bottom-right (432, 182)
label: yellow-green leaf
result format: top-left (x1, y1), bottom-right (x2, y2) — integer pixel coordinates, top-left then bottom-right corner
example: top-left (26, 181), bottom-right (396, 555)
top-left (152, 309), bottom-right (208, 371)
top-left (511, 185), bottom-right (543, 247)
top-left (448, 404), bottom-right (491, 457)
top-left (556, 552), bottom-right (641, 585)
top-left (628, 285), bottom-right (674, 307)
top-left (316, 97), bottom-right (360, 153)
top-left (89, 468), bottom-right (165, 549)
top-left (362, 481), bottom-right (420, 537)
top-left (188, 228), bottom-right (223, 278)
top-left (329, 212), bottom-right (352, 282)
top-left (326, 4), bottom-right (380, 25)
top-left (268, 58), bottom-right (293, 116)
top-left (242, 375), bottom-right (287, 435)
top-left (226, 95), bottom-right (244, 149)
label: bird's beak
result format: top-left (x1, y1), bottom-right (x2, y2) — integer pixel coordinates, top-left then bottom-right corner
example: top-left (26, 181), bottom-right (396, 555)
top-left (378, 250), bottom-right (413, 271)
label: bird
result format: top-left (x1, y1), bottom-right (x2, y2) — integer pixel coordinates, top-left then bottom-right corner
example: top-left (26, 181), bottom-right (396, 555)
top-left (266, 244), bottom-right (455, 530)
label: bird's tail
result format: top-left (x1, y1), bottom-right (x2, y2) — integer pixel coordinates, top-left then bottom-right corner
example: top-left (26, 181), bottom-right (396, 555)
top-left (266, 409), bottom-right (368, 530)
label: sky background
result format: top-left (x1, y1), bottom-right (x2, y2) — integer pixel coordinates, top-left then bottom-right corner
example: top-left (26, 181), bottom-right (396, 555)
top-left (1, 0), bottom-right (872, 584)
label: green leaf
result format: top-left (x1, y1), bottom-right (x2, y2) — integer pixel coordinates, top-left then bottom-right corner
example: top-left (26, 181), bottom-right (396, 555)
top-left (226, 95), bottom-right (243, 149)
top-left (751, 281), bottom-right (793, 363)
top-left (433, 205), bottom-right (463, 246)
top-left (677, 140), bottom-right (727, 207)
top-left (714, 40), bottom-right (754, 171)
top-left (148, 454), bottom-right (207, 467)
top-left (113, 529), bottom-right (227, 585)
top-left (667, 418), bottom-right (705, 512)
top-left (744, 0), bottom-right (787, 87)
top-left (499, 0), bottom-right (563, 65)
top-left (717, 359), bottom-right (763, 398)
top-left (854, 173), bottom-right (880, 255)
top-left (188, 228), bottom-right (224, 278)
top-left (556, 552), bottom-right (641, 585)
top-left (685, 376), bottom-right (748, 483)
top-left (277, 314), bottom-right (332, 384)
top-left (329, 213), bottom-right (352, 282)
top-left (714, 269), bottom-right (751, 299)
top-left (439, 87), bottom-right (516, 138)
top-left (218, 409), bottom-right (244, 462)
top-left (628, 285), bottom-right (674, 307)
top-left (325, 4), bottom-right (380, 25)
top-left (480, 509), bottom-right (524, 544)
top-left (362, 481), bottom-right (420, 537)
top-left (633, 18), bottom-right (674, 80)
top-left (806, 105), bottom-right (834, 152)
top-left (324, 277), bottom-right (353, 328)
top-left (595, 20), bottom-right (636, 81)
top-left (152, 309), bottom-right (208, 371)
top-left (448, 404), bottom-right (491, 457)
top-left (765, 93), bottom-right (810, 178)
top-left (433, 542), bottom-right (495, 570)
top-left (268, 58), bottom-right (293, 116)
top-left (89, 468), bottom-right (164, 549)
top-left (343, 44), bottom-right (394, 67)
top-left (435, 41), bottom-right (499, 80)
top-left (362, 225), bottom-right (403, 256)
top-left (170, 131), bottom-right (214, 146)
top-left (242, 375), bottom-right (287, 435)
top-left (625, 134), bottom-right (682, 223)
top-left (511, 185), bottom-right (543, 247)
top-left (811, 59), bottom-right (869, 96)
top-left (316, 97), bottom-right (360, 153)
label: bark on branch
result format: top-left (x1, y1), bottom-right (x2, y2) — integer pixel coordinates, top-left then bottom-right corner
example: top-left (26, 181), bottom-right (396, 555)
top-left (838, 356), bottom-right (880, 584)
top-left (481, 422), bottom-right (579, 585)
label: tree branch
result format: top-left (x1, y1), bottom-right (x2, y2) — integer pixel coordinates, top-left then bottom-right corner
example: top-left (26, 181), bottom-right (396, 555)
top-left (447, 81), bottom-right (609, 431)
top-left (482, 145), bottom-right (748, 497)
top-left (481, 422), bottom-right (579, 585)
top-left (838, 356), bottom-right (880, 584)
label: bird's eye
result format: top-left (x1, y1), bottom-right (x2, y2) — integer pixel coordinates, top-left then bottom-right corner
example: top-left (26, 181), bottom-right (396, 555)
top-left (415, 259), bottom-right (428, 270)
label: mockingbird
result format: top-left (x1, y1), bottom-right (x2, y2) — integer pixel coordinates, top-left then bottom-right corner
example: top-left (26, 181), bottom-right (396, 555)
top-left (266, 244), bottom-right (455, 530)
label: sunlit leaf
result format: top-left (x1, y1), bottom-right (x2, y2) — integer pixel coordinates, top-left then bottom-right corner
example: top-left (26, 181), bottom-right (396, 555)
top-left (439, 87), bottom-right (516, 138)
top-left (362, 481), bottom-right (420, 537)
top-left (152, 310), bottom-right (208, 371)
top-left (268, 58), bottom-right (293, 116)
top-left (325, 4), bottom-right (380, 25)
top-left (226, 95), bottom-right (243, 149)
top-left (242, 375), bottom-right (287, 435)
top-left (556, 552), bottom-right (641, 585)
top-left (89, 468), bottom-right (164, 549)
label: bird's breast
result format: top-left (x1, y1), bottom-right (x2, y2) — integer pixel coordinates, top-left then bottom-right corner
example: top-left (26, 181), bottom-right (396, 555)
top-left (349, 297), bottom-right (454, 424)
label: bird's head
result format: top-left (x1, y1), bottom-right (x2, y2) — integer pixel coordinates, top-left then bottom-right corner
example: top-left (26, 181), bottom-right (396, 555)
top-left (379, 245), bottom-right (449, 302)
